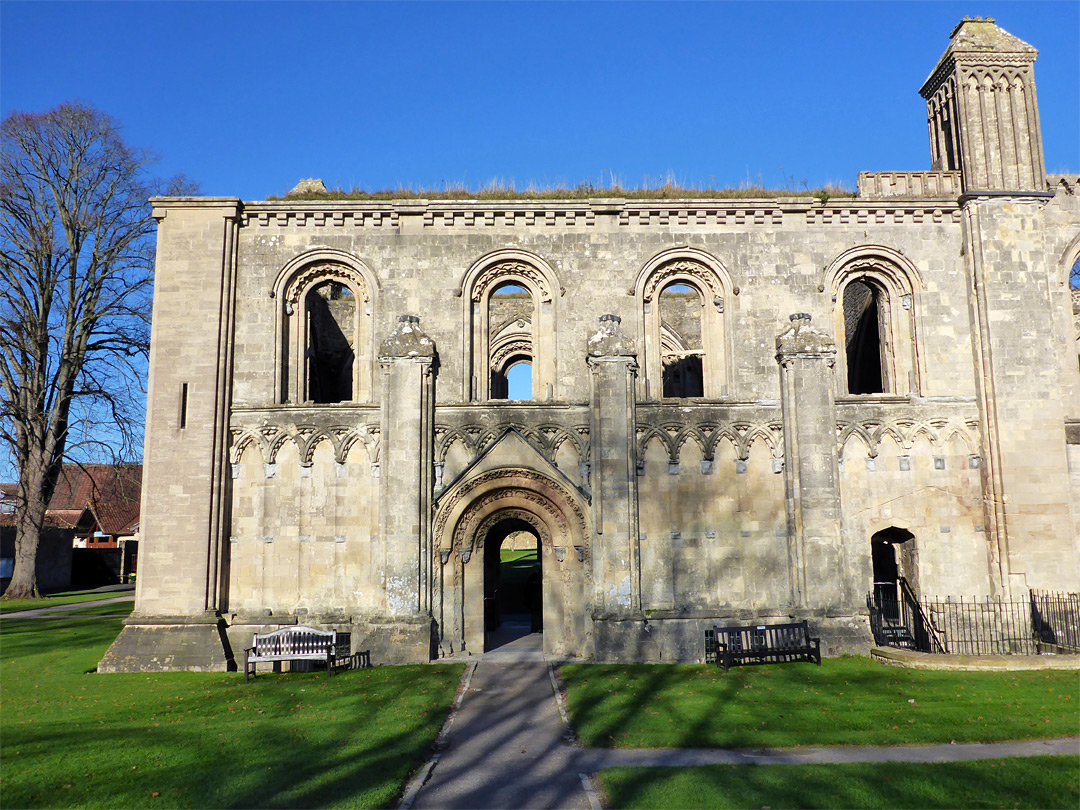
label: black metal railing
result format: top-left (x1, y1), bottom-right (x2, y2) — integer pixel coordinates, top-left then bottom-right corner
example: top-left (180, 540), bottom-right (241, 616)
top-left (1030, 590), bottom-right (1080, 653)
top-left (868, 587), bottom-right (1080, 656)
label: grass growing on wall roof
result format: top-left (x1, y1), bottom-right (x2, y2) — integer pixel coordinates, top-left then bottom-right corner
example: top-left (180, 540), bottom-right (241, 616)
top-left (1, 615), bottom-right (464, 809)
top-left (267, 179), bottom-right (856, 202)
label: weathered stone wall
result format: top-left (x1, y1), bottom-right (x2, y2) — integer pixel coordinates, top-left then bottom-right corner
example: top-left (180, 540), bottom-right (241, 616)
top-left (228, 207), bottom-right (975, 408)
top-left (103, 18), bottom-right (1080, 671)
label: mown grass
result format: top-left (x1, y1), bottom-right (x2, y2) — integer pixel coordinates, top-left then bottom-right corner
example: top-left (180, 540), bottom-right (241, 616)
top-left (0, 587), bottom-right (134, 614)
top-left (1, 616), bottom-right (463, 808)
top-left (560, 658), bottom-right (1079, 748)
top-left (32, 600), bottom-right (136, 617)
top-left (597, 756), bottom-right (1080, 809)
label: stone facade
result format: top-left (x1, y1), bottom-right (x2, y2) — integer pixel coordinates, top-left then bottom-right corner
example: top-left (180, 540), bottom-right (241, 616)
top-left (100, 19), bottom-right (1080, 672)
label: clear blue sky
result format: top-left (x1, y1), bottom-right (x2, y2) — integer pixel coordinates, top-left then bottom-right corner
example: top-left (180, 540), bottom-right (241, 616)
top-left (3, 1), bottom-right (1077, 200)
top-left (1, 1), bottom-right (1077, 477)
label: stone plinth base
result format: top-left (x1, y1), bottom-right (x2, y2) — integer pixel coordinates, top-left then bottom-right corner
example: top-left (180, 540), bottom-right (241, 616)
top-left (98, 614), bottom-right (235, 672)
top-left (591, 610), bottom-right (874, 663)
top-left (350, 614), bottom-right (435, 664)
top-left (223, 614), bottom-right (435, 666)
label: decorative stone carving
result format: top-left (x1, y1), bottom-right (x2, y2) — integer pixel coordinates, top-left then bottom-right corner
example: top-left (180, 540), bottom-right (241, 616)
top-left (639, 260), bottom-right (724, 303)
top-left (471, 261), bottom-right (553, 303)
top-left (775, 313), bottom-right (837, 367)
top-left (379, 315), bottom-right (435, 359)
top-left (587, 314), bottom-right (636, 358)
top-left (283, 261), bottom-right (370, 305)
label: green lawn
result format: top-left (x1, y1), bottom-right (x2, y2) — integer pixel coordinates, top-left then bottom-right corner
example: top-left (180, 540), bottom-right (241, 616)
top-left (561, 658), bottom-right (1079, 748)
top-left (597, 756), bottom-right (1080, 809)
top-left (1, 615), bottom-right (463, 808)
top-left (0, 587), bottom-right (135, 613)
top-left (32, 601), bottom-right (136, 617)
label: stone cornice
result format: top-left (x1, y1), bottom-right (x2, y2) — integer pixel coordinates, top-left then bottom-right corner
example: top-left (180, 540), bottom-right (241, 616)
top-left (231, 198), bottom-right (961, 229)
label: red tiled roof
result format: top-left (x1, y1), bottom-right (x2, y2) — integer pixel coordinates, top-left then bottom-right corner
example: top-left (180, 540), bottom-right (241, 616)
top-left (47, 464), bottom-right (142, 535)
top-left (0, 465), bottom-right (142, 534)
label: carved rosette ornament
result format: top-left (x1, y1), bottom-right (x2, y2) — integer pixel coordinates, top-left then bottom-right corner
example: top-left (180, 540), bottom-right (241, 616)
top-left (775, 313), bottom-right (837, 368)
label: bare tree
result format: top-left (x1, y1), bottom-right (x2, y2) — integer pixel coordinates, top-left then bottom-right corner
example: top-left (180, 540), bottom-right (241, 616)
top-left (0, 102), bottom-right (192, 599)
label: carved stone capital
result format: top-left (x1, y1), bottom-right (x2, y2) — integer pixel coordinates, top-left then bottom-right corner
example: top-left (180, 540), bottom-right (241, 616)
top-left (586, 314), bottom-right (637, 358)
top-left (379, 314), bottom-right (435, 359)
top-left (775, 313), bottom-right (837, 363)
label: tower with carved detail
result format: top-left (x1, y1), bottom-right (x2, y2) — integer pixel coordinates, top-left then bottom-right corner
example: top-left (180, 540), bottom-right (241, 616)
top-left (920, 16), bottom-right (1046, 193)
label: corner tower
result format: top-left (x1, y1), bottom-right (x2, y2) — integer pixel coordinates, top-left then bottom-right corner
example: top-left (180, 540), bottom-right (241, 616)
top-left (920, 17), bottom-right (1046, 193)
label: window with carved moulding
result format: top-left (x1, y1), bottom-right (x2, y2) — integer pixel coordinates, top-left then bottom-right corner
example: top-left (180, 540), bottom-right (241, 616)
top-left (459, 251), bottom-right (560, 402)
top-left (825, 247), bottom-right (924, 397)
top-left (633, 248), bottom-right (733, 401)
top-left (272, 251), bottom-right (378, 405)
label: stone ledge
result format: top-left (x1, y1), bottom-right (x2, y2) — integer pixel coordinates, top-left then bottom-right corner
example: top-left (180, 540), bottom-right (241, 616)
top-left (871, 646), bottom-right (1080, 670)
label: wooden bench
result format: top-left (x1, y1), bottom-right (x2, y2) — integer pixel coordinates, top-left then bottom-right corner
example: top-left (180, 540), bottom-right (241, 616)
top-left (704, 620), bottom-right (821, 672)
top-left (244, 626), bottom-right (361, 681)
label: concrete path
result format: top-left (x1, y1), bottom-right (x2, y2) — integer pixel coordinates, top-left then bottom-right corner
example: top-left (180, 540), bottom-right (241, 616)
top-left (403, 631), bottom-right (1079, 809)
top-left (577, 736), bottom-right (1080, 770)
top-left (0, 591), bottom-right (134, 619)
top-left (407, 632), bottom-right (593, 810)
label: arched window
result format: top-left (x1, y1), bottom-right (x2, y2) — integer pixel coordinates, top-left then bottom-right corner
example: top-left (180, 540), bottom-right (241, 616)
top-left (634, 248), bottom-right (731, 400)
top-left (505, 361), bottom-right (533, 400)
top-left (305, 280), bottom-right (355, 403)
top-left (842, 279), bottom-right (886, 394)
top-left (659, 283), bottom-right (705, 397)
top-left (826, 247), bottom-right (923, 397)
top-left (273, 252), bottom-right (377, 404)
top-left (488, 283), bottom-right (533, 400)
top-left (460, 251), bottom-right (559, 402)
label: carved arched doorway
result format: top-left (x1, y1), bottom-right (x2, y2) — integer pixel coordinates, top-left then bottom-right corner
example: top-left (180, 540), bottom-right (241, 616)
top-left (433, 467), bottom-right (590, 658)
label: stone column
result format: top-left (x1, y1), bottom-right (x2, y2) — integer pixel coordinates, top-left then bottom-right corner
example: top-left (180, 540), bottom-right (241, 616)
top-left (776, 314), bottom-right (846, 612)
top-left (372, 315), bottom-right (436, 662)
top-left (586, 315), bottom-right (641, 655)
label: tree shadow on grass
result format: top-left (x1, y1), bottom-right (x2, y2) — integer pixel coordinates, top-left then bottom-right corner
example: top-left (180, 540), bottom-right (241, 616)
top-left (1, 653), bottom-right (465, 809)
top-left (600, 757), bottom-right (1080, 810)
top-left (559, 657), bottom-right (1080, 749)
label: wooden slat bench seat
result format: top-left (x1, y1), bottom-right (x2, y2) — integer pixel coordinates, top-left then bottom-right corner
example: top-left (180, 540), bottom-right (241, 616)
top-left (704, 620), bottom-right (821, 672)
top-left (244, 626), bottom-right (364, 681)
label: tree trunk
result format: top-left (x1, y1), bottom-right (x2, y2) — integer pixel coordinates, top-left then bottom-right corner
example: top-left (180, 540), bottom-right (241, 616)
top-left (6, 498), bottom-right (46, 599)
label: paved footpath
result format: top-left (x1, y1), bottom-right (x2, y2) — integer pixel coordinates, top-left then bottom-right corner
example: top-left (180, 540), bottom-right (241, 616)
top-left (1, 588), bottom-right (135, 619)
top-left (407, 644), bottom-right (593, 809)
top-left (403, 632), bottom-right (1079, 810)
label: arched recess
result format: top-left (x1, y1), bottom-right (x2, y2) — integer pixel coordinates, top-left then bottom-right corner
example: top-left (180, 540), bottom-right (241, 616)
top-left (433, 467), bottom-right (589, 657)
top-left (271, 249), bottom-right (380, 404)
top-left (458, 250), bottom-right (561, 402)
top-left (631, 247), bottom-right (733, 400)
top-left (823, 246), bottom-right (925, 397)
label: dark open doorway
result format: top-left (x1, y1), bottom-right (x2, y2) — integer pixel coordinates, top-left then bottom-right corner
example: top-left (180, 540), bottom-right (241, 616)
top-left (483, 518), bottom-right (542, 651)
top-left (871, 527), bottom-right (917, 641)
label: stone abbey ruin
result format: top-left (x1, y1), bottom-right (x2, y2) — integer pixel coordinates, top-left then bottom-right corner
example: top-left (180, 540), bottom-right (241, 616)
top-left (101, 18), bottom-right (1080, 670)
